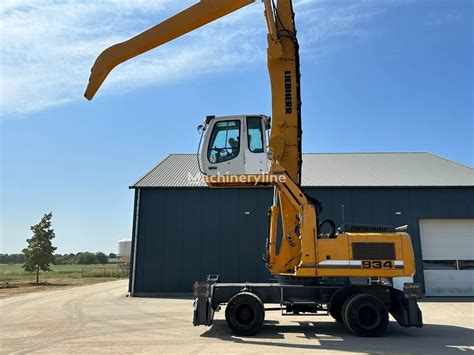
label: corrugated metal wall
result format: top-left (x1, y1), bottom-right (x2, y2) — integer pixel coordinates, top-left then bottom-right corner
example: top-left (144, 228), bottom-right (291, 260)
top-left (130, 187), bottom-right (474, 295)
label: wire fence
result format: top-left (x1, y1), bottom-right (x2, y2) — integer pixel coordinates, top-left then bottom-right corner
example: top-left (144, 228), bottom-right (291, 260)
top-left (81, 265), bottom-right (129, 278)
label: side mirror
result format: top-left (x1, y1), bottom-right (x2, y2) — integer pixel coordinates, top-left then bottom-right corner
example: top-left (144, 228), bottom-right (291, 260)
top-left (197, 124), bottom-right (206, 133)
top-left (264, 116), bottom-right (271, 129)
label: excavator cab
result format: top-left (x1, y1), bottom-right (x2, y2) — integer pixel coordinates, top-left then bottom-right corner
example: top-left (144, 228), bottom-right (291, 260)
top-left (198, 115), bottom-right (271, 176)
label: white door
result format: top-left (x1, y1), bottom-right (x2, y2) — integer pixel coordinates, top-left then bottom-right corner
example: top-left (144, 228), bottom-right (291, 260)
top-left (244, 116), bottom-right (269, 175)
top-left (420, 219), bottom-right (474, 296)
top-left (204, 118), bottom-right (245, 175)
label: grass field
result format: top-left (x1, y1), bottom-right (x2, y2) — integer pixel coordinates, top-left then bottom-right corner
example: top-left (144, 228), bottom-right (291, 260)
top-left (0, 263), bottom-right (129, 283)
top-left (0, 263), bottom-right (130, 298)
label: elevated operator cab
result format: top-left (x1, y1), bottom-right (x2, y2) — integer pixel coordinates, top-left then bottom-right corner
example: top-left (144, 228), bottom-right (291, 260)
top-left (198, 115), bottom-right (271, 176)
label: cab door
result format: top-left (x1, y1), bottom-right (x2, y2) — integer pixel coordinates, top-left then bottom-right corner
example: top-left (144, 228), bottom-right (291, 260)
top-left (204, 118), bottom-right (245, 175)
top-left (244, 116), bottom-right (269, 174)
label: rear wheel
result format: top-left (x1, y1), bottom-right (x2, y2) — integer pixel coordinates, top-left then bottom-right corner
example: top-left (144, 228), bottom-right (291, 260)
top-left (225, 292), bottom-right (265, 336)
top-left (342, 293), bottom-right (389, 337)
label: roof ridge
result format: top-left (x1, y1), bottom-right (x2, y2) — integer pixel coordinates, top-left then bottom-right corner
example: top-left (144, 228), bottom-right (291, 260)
top-left (302, 152), bottom-right (428, 155)
top-left (168, 152), bottom-right (430, 156)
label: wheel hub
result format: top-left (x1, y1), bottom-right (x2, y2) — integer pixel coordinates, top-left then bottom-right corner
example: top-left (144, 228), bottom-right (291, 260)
top-left (357, 305), bottom-right (380, 330)
top-left (235, 305), bottom-right (255, 325)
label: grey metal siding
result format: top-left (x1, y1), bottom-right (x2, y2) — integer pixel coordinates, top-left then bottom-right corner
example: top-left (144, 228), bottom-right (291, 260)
top-left (131, 187), bottom-right (474, 294)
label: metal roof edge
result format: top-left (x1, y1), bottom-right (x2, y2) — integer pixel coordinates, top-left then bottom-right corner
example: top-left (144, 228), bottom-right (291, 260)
top-left (425, 152), bottom-right (473, 170)
top-left (131, 185), bottom-right (474, 190)
top-left (129, 154), bottom-right (173, 188)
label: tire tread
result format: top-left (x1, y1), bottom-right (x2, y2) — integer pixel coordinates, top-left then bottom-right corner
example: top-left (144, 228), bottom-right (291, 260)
top-left (342, 293), bottom-right (388, 337)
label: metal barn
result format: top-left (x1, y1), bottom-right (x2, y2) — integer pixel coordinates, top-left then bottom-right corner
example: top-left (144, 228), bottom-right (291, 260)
top-left (128, 153), bottom-right (473, 296)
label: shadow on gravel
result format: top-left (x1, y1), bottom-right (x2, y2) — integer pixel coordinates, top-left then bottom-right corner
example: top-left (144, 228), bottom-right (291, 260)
top-left (201, 319), bottom-right (474, 354)
top-left (139, 293), bottom-right (194, 300)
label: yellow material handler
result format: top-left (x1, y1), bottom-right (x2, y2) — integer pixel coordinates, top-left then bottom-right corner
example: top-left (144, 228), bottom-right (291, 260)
top-left (85, 0), bottom-right (423, 337)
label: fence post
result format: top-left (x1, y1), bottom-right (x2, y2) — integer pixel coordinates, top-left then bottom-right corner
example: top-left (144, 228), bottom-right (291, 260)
top-left (81, 268), bottom-right (84, 278)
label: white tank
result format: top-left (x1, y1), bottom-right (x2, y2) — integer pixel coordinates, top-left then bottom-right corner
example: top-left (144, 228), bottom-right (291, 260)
top-left (117, 239), bottom-right (132, 263)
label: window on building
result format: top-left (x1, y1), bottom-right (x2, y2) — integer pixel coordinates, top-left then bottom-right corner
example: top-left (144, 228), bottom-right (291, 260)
top-left (423, 260), bottom-right (474, 270)
top-left (458, 260), bottom-right (474, 270)
top-left (246, 117), bottom-right (264, 153)
top-left (423, 260), bottom-right (457, 270)
top-left (208, 120), bottom-right (240, 164)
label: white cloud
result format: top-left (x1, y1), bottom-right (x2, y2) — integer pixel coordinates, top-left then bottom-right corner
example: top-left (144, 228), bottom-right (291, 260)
top-left (0, 0), bottom-right (399, 117)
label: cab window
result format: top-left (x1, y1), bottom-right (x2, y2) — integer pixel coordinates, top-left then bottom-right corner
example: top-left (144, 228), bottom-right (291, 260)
top-left (247, 117), bottom-right (264, 153)
top-left (207, 120), bottom-right (240, 163)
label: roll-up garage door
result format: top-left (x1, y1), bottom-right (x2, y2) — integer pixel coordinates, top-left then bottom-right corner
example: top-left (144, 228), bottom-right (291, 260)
top-left (420, 219), bottom-right (474, 296)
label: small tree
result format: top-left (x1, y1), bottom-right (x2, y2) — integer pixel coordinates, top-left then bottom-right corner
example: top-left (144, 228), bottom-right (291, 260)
top-left (22, 212), bottom-right (57, 284)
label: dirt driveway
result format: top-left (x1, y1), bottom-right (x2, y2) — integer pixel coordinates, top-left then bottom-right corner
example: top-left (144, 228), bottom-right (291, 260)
top-left (1, 280), bottom-right (473, 354)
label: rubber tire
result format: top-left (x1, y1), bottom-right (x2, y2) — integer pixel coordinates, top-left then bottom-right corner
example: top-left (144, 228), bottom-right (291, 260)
top-left (329, 287), bottom-right (355, 324)
top-left (329, 303), bottom-right (344, 323)
top-left (225, 292), bottom-right (265, 336)
top-left (342, 293), bottom-right (389, 337)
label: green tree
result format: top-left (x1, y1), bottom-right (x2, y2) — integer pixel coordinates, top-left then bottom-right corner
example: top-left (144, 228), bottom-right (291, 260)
top-left (96, 252), bottom-right (108, 264)
top-left (22, 212), bottom-right (57, 284)
top-left (76, 252), bottom-right (96, 265)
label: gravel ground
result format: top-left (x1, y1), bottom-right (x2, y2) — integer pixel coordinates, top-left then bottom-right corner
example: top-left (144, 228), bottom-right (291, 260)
top-left (1, 280), bottom-right (473, 354)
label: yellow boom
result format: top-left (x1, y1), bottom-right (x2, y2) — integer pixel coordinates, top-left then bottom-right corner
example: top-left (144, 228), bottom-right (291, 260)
top-left (84, 0), bottom-right (254, 100)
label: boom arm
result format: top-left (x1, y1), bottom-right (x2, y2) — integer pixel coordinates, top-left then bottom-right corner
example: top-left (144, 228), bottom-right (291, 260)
top-left (264, 0), bottom-right (302, 184)
top-left (84, 0), bottom-right (255, 100)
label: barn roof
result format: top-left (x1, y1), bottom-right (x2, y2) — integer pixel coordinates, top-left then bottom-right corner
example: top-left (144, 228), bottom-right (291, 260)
top-left (131, 152), bottom-right (473, 188)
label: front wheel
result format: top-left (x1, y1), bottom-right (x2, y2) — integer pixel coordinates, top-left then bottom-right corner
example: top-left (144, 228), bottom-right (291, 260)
top-left (342, 293), bottom-right (389, 337)
top-left (225, 292), bottom-right (265, 336)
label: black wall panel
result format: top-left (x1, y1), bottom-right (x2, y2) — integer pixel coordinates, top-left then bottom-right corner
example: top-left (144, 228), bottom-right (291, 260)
top-left (131, 187), bottom-right (473, 294)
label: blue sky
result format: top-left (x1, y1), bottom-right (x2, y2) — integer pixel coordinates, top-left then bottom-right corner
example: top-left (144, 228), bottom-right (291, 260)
top-left (1, 0), bottom-right (472, 254)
